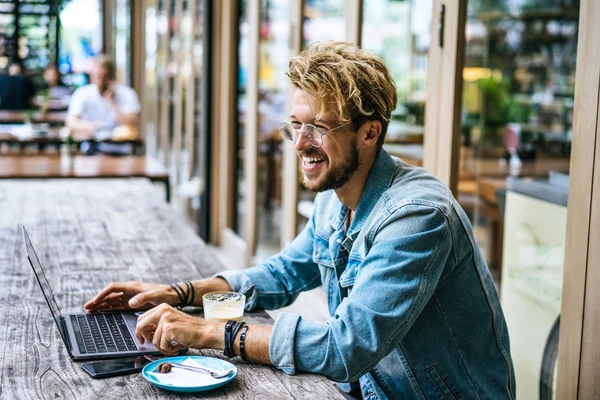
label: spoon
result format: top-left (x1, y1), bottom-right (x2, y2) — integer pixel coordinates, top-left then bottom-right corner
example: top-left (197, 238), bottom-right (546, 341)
top-left (145, 355), bottom-right (234, 379)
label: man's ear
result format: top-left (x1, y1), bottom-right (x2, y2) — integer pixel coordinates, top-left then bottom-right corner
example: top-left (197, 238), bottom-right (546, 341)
top-left (362, 120), bottom-right (382, 147)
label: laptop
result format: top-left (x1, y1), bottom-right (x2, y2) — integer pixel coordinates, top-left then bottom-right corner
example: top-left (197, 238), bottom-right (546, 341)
top-left (23, 226), bottom-right (161, 360)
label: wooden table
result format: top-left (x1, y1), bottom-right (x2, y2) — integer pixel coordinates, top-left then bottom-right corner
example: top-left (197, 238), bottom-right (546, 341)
top-left (0, 110), bottom-right (67, 126)
top-left (33, 98), bottom-right (70, 112)
top-left (384, 144), bottom-right (571, 180)
top-left (459, 157), bottom-right (571, 180)
top-left (0, 127), bottom-right (144, 155)
top-left (0, 155), bottom-right (171, 201)
top-left (0, 179), bottom-right (341, 399)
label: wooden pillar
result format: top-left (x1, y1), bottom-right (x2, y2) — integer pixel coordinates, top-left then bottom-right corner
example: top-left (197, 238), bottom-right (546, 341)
top-left (557, 0), bottom-right (600, 397)
top-left (422, 0), bottom-right (467, 195)
top-left (345, 0), bottom-right (363, 46)
top-left (102, 0), bottom-right (114, 55)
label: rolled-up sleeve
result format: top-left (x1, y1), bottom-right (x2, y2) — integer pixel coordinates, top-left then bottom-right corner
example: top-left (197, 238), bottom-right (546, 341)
top-left (214, 213), bottom-right (321, 312)
top-left (269, 205), bottom-right (452, 382)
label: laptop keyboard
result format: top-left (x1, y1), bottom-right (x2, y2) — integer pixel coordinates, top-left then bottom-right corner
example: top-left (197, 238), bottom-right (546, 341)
top-left (71, 313), bottom-right (138, 354)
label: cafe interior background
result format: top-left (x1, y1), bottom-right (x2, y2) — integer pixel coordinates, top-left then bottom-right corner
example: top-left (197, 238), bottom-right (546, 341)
top-left (3, 0), bottom-right (600, 398)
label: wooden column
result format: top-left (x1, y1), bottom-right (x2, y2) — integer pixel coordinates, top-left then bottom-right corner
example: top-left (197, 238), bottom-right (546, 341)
top-left (215, 0), bottom-right (240, 254)
top-left (102, 0), bottom-right (114, 55)
top-left (557, 0), bottom-right (600, 397)
top-left (345, 0), bottom-right (363, 46)
top-left (210, 0), bottom-right (225, 245)
top-left (422, 0), bottom-right (467, 195)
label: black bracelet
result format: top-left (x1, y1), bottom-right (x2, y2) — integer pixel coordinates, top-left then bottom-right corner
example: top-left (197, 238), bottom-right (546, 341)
top-left (230, 321), bottom-right (245, 358)
top-left (185, 281), bottom-right (195, 307)
top-left (170, 283), bottom-right (186, 308)
top-left (223, 320), bottom-right (236, 357)
top-left (224, 320), bottom-right (245, 358)
top-left (239, 325), bottom-right (249, 361)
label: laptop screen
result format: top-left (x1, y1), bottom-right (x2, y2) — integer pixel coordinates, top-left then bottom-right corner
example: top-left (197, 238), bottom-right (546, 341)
top-left (22, 227), bottom-right (69, 346)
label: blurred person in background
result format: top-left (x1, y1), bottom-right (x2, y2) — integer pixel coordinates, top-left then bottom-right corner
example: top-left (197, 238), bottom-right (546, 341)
top-left (43, 64), bottom-right (71, 99)
top-left (0, 60), bottom-right (36, 110)
top-left (66, 55), bottom-right (139, 154)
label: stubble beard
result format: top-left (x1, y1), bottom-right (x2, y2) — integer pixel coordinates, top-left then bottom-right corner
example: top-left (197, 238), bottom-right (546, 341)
top-left (302, 143), bottom-right (360, 192)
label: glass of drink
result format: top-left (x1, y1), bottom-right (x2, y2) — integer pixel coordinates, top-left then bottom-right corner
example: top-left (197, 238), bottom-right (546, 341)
top-left (202, 291), bottom-right (246, 322)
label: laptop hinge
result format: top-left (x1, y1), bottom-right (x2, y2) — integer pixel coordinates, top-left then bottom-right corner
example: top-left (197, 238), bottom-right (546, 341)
top-left (60, 316), bottom-right (74, 358)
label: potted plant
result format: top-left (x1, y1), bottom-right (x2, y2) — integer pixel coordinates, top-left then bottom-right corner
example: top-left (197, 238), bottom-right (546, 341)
top-left (60, 132), bottom-right (76, 168)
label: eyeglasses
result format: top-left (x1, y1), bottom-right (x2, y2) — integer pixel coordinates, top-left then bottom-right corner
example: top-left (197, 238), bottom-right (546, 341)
top-left (278, 120), bottom-right (352, 148)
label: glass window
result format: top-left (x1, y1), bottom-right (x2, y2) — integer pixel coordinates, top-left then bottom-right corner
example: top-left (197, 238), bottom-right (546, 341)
top-left (363, 0), bottom-right (431, 166)
top-left (114, 0), bottom-right (132, 86)
top-left (461, 1), bottom-right (579, 399)
top-left (254, 0), bottom-right (291, 261)
top-left (144, 0), bottom-right (159, 155)
top-left (185, 0), bottom-right (206, 233)
top-left (295, 0), bottom-right (345, 230)
top-left (59, 0), bottom-right (103, 87)
top-left (234, 0), bottom-right (249, 236)
top-left (303, 0), bottom-right (345, 45)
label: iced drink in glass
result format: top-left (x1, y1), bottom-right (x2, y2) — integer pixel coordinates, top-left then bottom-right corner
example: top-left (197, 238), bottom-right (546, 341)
top-left (202, 291), bottom-right (246, 322)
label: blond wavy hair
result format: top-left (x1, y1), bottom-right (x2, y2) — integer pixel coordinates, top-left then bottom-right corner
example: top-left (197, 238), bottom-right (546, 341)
top-left (286, 41), bottom-right (397, 147)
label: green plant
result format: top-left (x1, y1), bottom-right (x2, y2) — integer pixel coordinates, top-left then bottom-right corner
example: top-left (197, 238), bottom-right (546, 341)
top-left (477, 76), bottom-right (531, 143)
top-left (64, 134), bottom-right (74, 146)
top-left (24, 110), bottom-right (35, 124)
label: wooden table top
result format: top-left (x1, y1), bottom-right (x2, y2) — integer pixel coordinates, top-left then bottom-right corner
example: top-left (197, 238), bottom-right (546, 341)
top-left (459, 157), bottom-right (571, 180)
top-left (0, 179), bottom-right (341, 399)
top-left (33, 98), bottom-right (70, 112)
top-left (0, 128), bottom-right (144, 148)
top-left (384, 144), bottom-right (571, 180)
top-left (0, 155), bottom-right (168, 181)
top-left (0, 110), bottom-right (67, 125)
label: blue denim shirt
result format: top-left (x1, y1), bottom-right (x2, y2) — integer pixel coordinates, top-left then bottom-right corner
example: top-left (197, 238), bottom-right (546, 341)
top-left (217, 149), bottom-right (515, 399)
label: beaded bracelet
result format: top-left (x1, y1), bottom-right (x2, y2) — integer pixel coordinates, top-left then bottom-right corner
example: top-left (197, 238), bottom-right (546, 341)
top-left (239, 325), bottom-right (249, 361)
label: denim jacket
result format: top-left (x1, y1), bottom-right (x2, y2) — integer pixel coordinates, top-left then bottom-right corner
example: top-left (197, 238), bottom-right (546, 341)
top-left (217, 149), bottom-right (515, 399)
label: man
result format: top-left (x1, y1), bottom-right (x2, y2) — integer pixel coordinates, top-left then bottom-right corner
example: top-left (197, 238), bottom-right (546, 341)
top-left (66, 55), bottom-right (139, 154)
top-left (86, 42), bottom-right (515, 399)
top-left (42, 64), bottom-right (71, 100)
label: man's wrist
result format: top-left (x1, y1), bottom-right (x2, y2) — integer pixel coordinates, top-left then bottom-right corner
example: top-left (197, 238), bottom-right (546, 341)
top-left (200, 319), bottom-right (226, 349)
top-left (191, 278), bottom-right (233, 307)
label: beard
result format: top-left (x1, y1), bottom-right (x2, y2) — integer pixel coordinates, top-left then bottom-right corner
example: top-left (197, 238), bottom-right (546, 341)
top-left (301, 141), bottom-right (360, 192)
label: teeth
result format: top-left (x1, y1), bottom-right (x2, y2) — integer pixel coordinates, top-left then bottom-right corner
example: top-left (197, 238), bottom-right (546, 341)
top-left (303, 157), bottom-right (323, 164)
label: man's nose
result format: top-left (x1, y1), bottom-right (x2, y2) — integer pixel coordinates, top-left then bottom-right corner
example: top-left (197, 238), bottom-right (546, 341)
top-left (295, 130), bottom-right (313, 152)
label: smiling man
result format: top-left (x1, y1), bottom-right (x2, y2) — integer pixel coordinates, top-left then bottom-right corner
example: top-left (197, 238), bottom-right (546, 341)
top-left (86, 42), bottom-right (515, 399)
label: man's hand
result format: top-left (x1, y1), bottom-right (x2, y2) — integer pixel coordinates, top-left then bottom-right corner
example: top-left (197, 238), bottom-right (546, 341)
top-left (101, 83), bottom-right (115, 102)
top-left (135, 304), bottom-right (222, 355)
top-left (84, 281), bottom-right (178, 312)
top-left (84, 278), bottom-right (234, 313)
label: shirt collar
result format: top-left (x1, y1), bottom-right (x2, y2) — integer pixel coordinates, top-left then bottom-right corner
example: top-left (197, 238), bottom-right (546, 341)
top-left (327, 149), bottom-right (396, 235)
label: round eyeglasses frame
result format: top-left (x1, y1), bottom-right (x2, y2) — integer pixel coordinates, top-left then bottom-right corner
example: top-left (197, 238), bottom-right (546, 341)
top-left (278, 120), bottom-right (353, 148)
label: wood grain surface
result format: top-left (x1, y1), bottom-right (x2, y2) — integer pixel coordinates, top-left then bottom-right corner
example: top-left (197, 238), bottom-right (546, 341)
top-left (0, 179), bottom-right (341, 400)
top-left (0, 111), bottom-right (67, 125)
top-left (0, 155), bottom-right (168, 181)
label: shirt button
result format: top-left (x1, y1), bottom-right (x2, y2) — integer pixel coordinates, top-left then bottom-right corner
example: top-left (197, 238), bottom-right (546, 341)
top-left (336, 239), bottom-right (342, 243)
